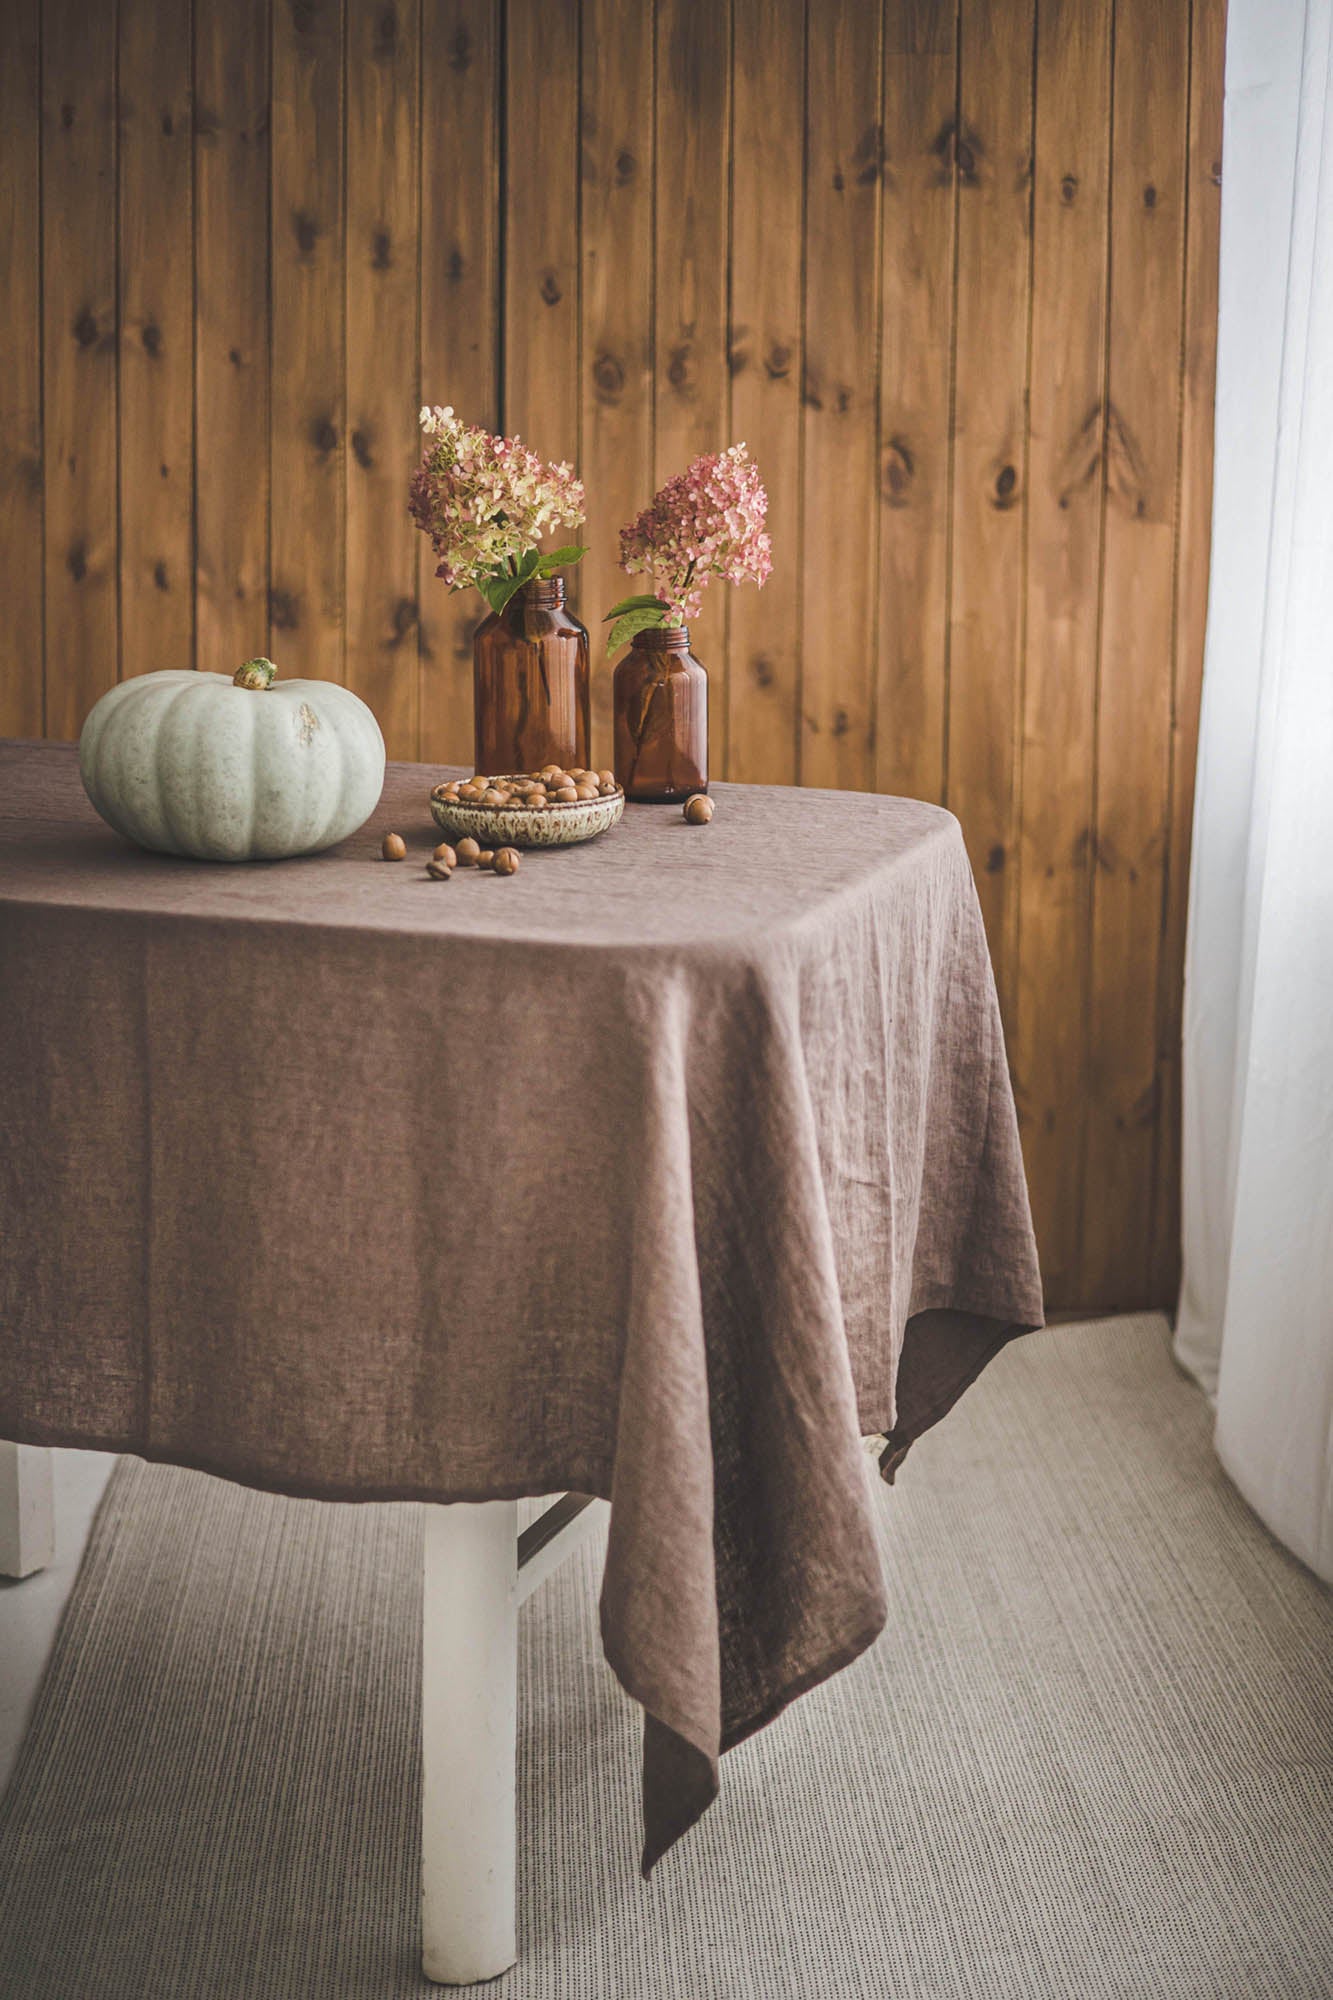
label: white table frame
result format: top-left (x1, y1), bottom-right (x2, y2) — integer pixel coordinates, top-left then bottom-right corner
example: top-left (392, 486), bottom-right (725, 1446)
top-left (2, 1446), bottom-right (604, 1986)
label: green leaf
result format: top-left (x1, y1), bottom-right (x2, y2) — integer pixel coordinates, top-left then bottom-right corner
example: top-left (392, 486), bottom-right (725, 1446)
top-left (478, 548), bottom-right (541, 618)
top-left (603, 594), bottom-right (669, 622)
top-left (606, 604), bottom-right (670, 656)
top-left (535, 544), bottom-right (588, 575)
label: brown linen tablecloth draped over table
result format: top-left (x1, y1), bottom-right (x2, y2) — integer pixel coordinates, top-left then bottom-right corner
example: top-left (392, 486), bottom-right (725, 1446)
top-left (0, 741), bottom-right (1043, 1870)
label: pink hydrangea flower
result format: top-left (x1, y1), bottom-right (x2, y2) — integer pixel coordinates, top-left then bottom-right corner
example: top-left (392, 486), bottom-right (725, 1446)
top-left (617, 444), bottom-right (772, 624)
top-left (409, 406), bottom-right (586, 603)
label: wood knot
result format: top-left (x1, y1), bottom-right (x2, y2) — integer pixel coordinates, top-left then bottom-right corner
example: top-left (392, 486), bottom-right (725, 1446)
top-left (666, 344), bottom-right (693, 394)
top-left (294, 210), bottom-right (319, 255)
top-left (141, 322), bottom-right (162, 358)
top-left (447, 26), bottom-right (472, 71)
top-left (593, 351), bottom-right (625, 403)
top-left (993, 463), bottom-right (1018, 508)
top-left (390, 597), bottom-right (418, 643)
top-left (1060, 174), bottom-right (1078, 204)
top-left (374, 7), bottom-right (398, 59)
top-left (831, 708), bottom-right (850, 738)
top-left (67, 541), bottom-right (87, 583)
top-left (539, 271), bottom-right (562, 307)
top-left (371, 230), bottom-right (392, 271)
top-left (351, 428), bottom-right (374, 470)
top-left (269, 587), bottom-right (300, 631)
top-left (310, 416), bottom-right (338, 455)
top-left (60, 103), bottom-right (75, 129)
top-left (447, 247), bottom-right (464, 282)
top-left (764, 344), bottom-right (791, 381)
top-left (161, 112), bottom-right (175, 138)
top-left (153, 561), bottom-right (170, 592)
top-left (751, 654), bottom-right (775, 690)
top-left (986, 843), bottom-right (1005, 873)
top-left (73, 308), bottom-right (98, 350)
top-left (881, 437), bottom-right (915, 507)
top-left (614, 148), bottom-right (636, 186)
top-left (1143, 184), bottom-right (1157, 209)
top-left (852, 124), bottom-right (884, 187)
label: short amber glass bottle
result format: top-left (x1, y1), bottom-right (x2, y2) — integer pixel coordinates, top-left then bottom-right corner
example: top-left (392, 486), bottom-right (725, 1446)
top-left (473, 577), bottom-right (590, 776)
top-left (612, 627), bottom-right (708, 803)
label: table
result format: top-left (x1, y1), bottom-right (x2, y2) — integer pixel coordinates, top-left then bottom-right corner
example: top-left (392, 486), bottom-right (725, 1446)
top-left (0, 741), bottom-right (1043, 1982)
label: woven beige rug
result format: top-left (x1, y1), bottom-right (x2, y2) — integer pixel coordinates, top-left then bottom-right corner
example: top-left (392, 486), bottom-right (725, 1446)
top-left (1, 1314), bottom-right (1330, 1999)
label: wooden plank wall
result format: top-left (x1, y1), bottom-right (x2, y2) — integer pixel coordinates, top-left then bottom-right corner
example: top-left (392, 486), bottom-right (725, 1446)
top-left (0, 0), bottom-right (1225, 1316)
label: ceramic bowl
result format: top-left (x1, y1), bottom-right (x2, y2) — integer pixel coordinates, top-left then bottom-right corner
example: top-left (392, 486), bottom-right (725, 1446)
top-left (429, 777), bottom-right (625, 851)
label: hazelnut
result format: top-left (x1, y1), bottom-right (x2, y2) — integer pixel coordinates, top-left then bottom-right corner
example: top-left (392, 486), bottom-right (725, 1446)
top-left (426, 857), bottom-right (453, 881)
top-left (481, 788), bottom-right (506, 807)
top-left (456, 837), bottom-right (481, 866)
top-left (554, 786), bottom-right (579, 803)
top-left (596, 769), bottom-right (616, 788)
top-left (598, 781), bottom-right (618, 796)
top-left (494, 847), bottom-right (521, 875)
top-left (477, 849), bottom-right (496, 869)
top-left (432, 842), bottom-right (457, 866)
top-left (575, 783), bottom-right (599, 801)
top-left (459, 784), bottom-right (484, 801)
top-left (683, 795), bottom-right (714, 825)
top-left (540, 764), bottom-right (563, 783)
top-left (382, 832), bottom-right (407, 861)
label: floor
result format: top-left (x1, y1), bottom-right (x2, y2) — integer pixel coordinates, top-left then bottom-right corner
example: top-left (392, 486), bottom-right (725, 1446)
top-left (0, 1446), bottom-right (115, 1790)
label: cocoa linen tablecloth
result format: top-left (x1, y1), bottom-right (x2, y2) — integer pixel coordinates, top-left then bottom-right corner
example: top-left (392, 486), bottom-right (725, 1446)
top-left (0, 740), bottom-right (1042, 1869)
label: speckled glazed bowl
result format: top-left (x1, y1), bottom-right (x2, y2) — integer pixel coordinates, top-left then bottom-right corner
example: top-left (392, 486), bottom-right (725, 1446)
top-left (429, 777), bottom-right (625, 850)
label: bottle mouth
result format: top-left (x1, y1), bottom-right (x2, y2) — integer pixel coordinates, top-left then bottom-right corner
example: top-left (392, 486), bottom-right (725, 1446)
top-left (637, 625), bottom-right (689, 651)
top-left (518, 577), bottom-right (565, 605)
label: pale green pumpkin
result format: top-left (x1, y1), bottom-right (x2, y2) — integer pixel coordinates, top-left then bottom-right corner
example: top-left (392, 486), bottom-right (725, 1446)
top-left (78, 662), bottom-right (386, 861)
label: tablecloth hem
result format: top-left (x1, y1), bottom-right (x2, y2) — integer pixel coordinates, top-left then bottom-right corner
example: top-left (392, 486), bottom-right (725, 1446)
top-left (876, 1314), bottom-right (1043, 1483)
top-left (0, 1419), bottom-right (616, 1511)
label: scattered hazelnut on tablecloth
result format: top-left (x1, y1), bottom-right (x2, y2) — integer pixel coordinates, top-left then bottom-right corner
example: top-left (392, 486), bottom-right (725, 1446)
top-left (455, 836), bottom-right (482, 866)
top-left (477, 849), bottom-right (496, 869)
top-left (382, 831), bottom-right (407, 860)
top-left (432, 842), bottom-right (457, 867)
top-left (683, 795), bottom-right (714, 825)
top-left (426, 857), bottom-right (453, 881)
top-left (494, 847), bottom-right (521, 876)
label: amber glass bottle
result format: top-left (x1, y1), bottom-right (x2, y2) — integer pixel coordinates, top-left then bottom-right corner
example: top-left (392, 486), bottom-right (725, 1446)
top-left (612, 627), bottom-right (708, 803)
top-left (473, 578), bottom-right (590, 775)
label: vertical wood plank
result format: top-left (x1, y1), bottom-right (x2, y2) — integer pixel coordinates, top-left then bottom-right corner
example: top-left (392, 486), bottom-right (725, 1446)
top-left (0, 0), bottom-right (44, 737)
top-left (800, 0), bottom-right (881, 793)
top-left (195, 0), bottom-right (271, 677)
top-left (1083, 0), bottom-right (1190, 1308)
top-left (653, 0), bottom-right (732, 757)
top-left (504, 0), bottom-right (580, 467)
top-left (43, 0), bottom-right (119, 739)
top-left (418, 0), bottom-right (499, 766)
top-left (726, 0), bottom-right (804, 787)
top-left (119, 0), bottom-right (194, 678)
top-left (945, 0), bottom-right (1034, 1021)
top-left (579, 0), bottom-right (654, 769)
top-left (1013, 0), bottom-right (1113, 1310)
top-left (1151, 0), bottom-right (1225, 1305)
top-left (270, 0), bottom-right (345, 682)
top-left (345, 0), bottom-right (421, 760)
top-left (875, 0), bottom-right (957, 806)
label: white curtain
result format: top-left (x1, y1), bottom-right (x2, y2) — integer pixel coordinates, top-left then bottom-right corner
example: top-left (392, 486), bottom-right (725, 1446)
top-left (1176, 0), bottom-right (1333, 1583)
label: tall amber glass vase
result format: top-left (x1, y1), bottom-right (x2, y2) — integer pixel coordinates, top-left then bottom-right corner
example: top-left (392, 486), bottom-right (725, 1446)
top-left (612, 627), bottom-right (708, 803)
top-left (473, 577), bottom-right (590, 775)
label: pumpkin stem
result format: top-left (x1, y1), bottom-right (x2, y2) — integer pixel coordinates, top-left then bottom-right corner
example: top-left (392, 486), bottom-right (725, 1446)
top-left (234, 657), bottom-right (278, 691)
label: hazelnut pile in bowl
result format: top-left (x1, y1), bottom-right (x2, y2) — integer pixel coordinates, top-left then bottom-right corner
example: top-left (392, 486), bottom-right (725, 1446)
top-left (429, 766), bottom-right (625, 850)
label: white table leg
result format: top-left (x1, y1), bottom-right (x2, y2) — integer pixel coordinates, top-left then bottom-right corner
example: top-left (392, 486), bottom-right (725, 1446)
top-left (0, 1441), bottom-right (55, 1578)
top-left (422, 1498), bottom-right (519, 1986)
